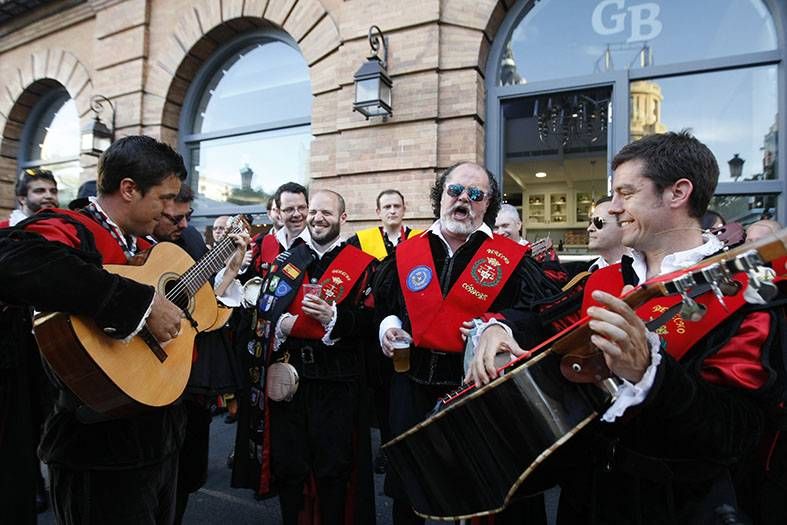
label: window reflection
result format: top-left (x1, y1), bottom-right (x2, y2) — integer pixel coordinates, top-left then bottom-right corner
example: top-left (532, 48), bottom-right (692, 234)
top-left (189, 126), bottom-right (311, 208)
top-left (25, 93), bottom-right (81, 205)
top-left (709, 193), bottom-right (777, 226)
top-left (500, 0), bottom-right (777, 85)
top-left (629, 66), bottom-right (778, 182)
top-left (194, 41), bottom-right (311, 134)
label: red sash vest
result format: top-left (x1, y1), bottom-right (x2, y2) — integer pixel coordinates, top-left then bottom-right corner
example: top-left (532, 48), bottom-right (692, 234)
top-left (23, 208), bottom-right (151, 264)
top-left (582, 262), bottom-right (750, 362)
top-left (288, 245), bottom-right (375, 340)
top-left (397, 234), bottom-right (527, 353)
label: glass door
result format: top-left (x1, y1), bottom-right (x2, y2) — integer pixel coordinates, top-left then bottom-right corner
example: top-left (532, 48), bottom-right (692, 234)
top-left (501, 85), bottom-right (612, 254)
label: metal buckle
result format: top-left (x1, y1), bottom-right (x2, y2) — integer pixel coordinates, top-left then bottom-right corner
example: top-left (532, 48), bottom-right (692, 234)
top-left (301, 345), bottom-right (315, 364)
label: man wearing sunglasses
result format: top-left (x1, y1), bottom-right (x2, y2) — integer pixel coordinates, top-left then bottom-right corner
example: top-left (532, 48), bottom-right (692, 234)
top-left (586, 196), bottom-right (626, 272)
top-left (467, 132), bottom-right (785, 524)
top-left (374, 161), bottom-right (562, 524)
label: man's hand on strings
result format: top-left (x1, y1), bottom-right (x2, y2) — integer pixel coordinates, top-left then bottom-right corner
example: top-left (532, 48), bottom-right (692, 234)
top-left (464, 323), bottom-right (528, 387)
top-left (587, 286), bottom-right (651, 383)
top-left (147, 291), bottom-right (185, 343)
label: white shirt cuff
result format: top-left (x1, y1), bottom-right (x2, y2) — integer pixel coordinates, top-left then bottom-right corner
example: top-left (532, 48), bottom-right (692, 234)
top-left (321, 303), bottom-right (339, 346)
top-left (213, 267), bottom-right (243, 307)
top-left (600, 330), bottom-right (663, 423)
top-left (379, 315), bottom-right (403, 347)
top-left (127, 294), bottom-right (156, 343)
top-left (273, 313), bottom-right (296, 353)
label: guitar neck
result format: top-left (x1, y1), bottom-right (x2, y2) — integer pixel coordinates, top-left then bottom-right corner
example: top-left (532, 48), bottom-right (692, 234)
top-left (174, 237), bottom-right (237, 298)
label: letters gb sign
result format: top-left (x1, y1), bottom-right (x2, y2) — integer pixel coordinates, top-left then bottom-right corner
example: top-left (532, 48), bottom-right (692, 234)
top-left (592, 0), bottom-right (663, 43)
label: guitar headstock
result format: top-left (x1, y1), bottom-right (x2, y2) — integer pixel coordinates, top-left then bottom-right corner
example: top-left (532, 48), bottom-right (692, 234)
top-left (635, 227), bottom-right (786, 315)
top-left (226, 214), bottom-right (250, 236)
top-left (529, 237), bottom-right (553, 262)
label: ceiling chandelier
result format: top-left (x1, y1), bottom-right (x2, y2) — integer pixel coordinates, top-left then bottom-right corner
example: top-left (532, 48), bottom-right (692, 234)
top-left (535, 93), bottom-right (610, 147)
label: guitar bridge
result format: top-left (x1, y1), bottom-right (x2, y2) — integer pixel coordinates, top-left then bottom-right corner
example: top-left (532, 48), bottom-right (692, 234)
top-left (139, 328), bottom-right (168, 363)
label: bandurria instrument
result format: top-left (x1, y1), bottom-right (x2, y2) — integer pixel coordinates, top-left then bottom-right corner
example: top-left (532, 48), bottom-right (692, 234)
top-left (383, 229), bottom-right (786, 521)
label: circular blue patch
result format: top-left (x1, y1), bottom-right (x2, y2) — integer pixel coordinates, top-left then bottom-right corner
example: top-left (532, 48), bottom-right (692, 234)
top-left (406, 265), bottom-right (433, 292)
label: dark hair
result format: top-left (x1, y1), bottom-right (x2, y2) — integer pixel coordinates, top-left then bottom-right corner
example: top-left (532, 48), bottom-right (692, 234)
top-left (611, 131), bottom-right (718, 218)
top-left (97, 136), bottom-right (186, 196)
top-left (700, 209), bottom-right (725, 230)
top-left (174, 184), bottom-right (194, 204)
top-left (430, 162), bottom-right (501, 226)
top-left (593, 195), bottom-right (612, 208)
top-left (16, 168), bottom-right (57, 197)
top-left (376, 189), bottom-right (405, 209)
top-left (310, 189), bottom-right (346, 214)
top-left (266, 196), bottom-right (275, 212)
top-left (273, 182), bottom-right (308, 208)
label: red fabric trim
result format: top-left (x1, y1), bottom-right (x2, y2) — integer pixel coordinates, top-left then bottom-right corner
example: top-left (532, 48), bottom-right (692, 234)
top-left (699, 311), bottom-right (770, 390)
top-left (0, 219), bottom-right (9, 228)
top-left (252, 233), bottom-right (282, 277)
top-left (290, 245), bottom-right (375, 339)
top-left (397, 234), bottom-right (526, 353)
top-left (584, 263), bottom-right (767, 390)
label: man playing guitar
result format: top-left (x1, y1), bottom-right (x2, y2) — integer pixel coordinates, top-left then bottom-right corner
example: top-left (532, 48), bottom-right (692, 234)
top-left (0, 136), bottom-right (248, 524)
top-left (468, 132), bottom-right (785, 524)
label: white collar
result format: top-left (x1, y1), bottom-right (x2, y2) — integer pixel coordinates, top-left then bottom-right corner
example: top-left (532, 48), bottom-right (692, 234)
top-left (275, 225), bottom-right (311, 249)
top-left (629, 234), bottom-right (723, 282)
top-left (89, 196), bottom-right (139, 254)
top-left (307, 235), bottom-right (344, 260)
top-left (427, 220), bottom-right (493, 257)
top-left (8, 209), bottom-right (28, 226)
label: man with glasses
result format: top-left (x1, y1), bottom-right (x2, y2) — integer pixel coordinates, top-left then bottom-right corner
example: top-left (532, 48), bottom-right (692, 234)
top-left (374, 161), bottom-right (561, 524)
top-left (148, 184), bottom-right (248, 525)
top-left (586, 196), bottom-right (627, 272)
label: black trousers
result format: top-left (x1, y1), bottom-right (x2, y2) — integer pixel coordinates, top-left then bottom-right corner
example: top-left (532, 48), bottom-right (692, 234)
top-left (49, 453), bottom-right (178, 525)
top-left (270, 378), bottom-right (360, 525)
top-left (174, 398), bottom-right (211, 524)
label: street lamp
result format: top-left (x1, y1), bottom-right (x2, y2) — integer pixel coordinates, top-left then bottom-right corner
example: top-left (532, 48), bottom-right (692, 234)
top-left (352, 25), bottom-right (392, 120)
top-left (81, 95), bottom-right (115, 155)
top-left (728, 153), bottom-right (744, 181)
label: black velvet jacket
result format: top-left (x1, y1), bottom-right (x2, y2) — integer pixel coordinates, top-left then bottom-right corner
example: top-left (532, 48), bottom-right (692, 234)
top-left (551, 257), bottom-right (785, 525)
top-left (277, 242), bottom-right (377, 381)
top-left (0, 216), bottom-right (185, 470)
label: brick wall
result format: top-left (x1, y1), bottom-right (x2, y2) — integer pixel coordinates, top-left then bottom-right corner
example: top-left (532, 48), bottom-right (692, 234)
top-left (0, 0), bottom-right (517, 223)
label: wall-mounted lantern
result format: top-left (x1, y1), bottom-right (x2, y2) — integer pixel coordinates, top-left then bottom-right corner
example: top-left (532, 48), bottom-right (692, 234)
top-left (352, 25), bottom-right (392, 120)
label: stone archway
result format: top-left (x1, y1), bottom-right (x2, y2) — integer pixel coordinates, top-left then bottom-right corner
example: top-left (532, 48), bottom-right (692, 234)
top-left (144, 0), bottom-right (341, 148)
top-left (0, 48), bottom-right (93, 215)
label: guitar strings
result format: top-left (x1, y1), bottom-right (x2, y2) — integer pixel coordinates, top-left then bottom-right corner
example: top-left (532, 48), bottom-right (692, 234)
top-left (165, 221), bottom-right (245, 302)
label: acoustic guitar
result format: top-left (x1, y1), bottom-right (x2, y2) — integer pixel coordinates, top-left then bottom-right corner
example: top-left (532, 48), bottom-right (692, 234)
top-left (383, 228), bottom-right (786, 521)
top-left (33, 217), bottom-right (246, 416)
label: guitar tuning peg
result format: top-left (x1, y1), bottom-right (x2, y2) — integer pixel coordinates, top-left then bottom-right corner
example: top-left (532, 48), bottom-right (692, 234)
top-left (747, 270), bottom-right (778, 302)
top-left (709, 283), bottom-right (728, 311)
top-left (679, 294), bottom-right (707, 322)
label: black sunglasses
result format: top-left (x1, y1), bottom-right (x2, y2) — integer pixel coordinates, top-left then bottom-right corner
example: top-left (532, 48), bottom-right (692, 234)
top-left (589, 216), bottom-right (612, 230)
top-left (162, 210), bottom-right (193, 224)
top-left (446, 184), bottom-right (486, 202)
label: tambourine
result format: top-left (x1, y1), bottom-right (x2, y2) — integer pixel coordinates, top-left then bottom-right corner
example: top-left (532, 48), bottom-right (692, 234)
top-left (266, 361), bottom-right (299, 402)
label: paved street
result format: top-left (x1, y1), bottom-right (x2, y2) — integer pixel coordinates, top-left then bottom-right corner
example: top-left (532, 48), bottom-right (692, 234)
top-left (39, 413), bottom-right (557, 524)
top-left (39, 413), bottom-right (394, 525)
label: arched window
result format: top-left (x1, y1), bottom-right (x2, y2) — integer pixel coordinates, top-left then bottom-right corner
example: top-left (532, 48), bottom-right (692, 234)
top-left (487, 0), bottom-right (785, 244)
top-left (181, 29), bottom-right (312, 216)
top-left (19, 88), bottom-right (81, 205)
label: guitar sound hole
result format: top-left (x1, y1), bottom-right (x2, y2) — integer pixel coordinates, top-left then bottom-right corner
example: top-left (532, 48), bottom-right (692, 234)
top-left (164, 279), bottom-right (190, 311)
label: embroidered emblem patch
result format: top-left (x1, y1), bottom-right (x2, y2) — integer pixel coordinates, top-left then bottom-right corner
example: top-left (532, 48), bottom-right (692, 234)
top-left (320, 276), bottom-right (346, 303)
top-left (471, 257), bottom-right (503, 287)
top-left (259, 294), bottom-right (276, 312)
top-left (406, 265), bottom-right (432, 292)
top-left (274, 281), bottom-right (293, 298)
top-left (282, 263), bottom-right (301, 280)
top-left (267, 276), bottom-right (280, 293)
